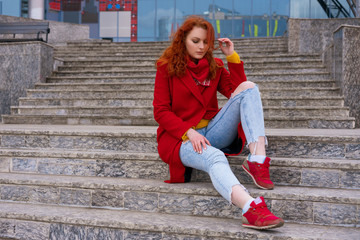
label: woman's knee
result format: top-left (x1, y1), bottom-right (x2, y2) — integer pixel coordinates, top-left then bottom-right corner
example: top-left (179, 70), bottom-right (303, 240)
top-left (206, 148), bottom-right (228, 167)
top-left (233, 81), bottom-right (256, 96)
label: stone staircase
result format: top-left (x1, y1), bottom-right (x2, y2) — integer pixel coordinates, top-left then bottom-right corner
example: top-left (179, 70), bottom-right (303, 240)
top-left (0, 37), bottom-right (359, 239)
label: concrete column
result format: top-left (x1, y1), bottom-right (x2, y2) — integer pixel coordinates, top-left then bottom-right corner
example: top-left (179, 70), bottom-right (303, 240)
top-left (29, 0), bottom-right (45, 20)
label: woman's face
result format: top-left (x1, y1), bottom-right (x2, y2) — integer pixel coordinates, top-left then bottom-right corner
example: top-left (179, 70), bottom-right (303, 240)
top-left (185, 26), bottom-right (209, 60)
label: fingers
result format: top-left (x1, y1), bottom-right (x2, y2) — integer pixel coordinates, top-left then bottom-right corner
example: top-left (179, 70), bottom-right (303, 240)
top-left (186, 129), bottom-right (211, 154)
top-left (191, 136), bottom-right (210, 154)
top-left (217, 38), bottom-right (234, 56)
top-left (218, 38), bottom-right (233, 46)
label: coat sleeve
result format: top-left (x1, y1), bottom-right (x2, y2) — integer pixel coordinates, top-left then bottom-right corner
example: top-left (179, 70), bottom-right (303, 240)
top-left (153, 64), bottom-right (194, 139)
top-left (216, 58), bottom-right (247, 98)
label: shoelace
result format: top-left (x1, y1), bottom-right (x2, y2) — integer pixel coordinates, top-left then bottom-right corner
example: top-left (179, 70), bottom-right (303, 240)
top-left (252, 204), bottom-right (273, 218)
top-left (256, 163), bottom-right (270, 178)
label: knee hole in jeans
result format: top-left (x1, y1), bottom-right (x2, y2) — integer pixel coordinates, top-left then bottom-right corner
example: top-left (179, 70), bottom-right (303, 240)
top-left (232, 81), bottom-right (256, 97)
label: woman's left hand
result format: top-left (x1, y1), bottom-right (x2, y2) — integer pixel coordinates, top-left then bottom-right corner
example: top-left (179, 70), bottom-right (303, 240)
top-left (218, 38), bottom-right (234, 56)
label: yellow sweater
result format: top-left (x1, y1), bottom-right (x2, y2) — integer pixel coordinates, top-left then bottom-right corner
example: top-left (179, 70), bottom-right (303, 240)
top-left (182, 51), bottom-right (241, 141)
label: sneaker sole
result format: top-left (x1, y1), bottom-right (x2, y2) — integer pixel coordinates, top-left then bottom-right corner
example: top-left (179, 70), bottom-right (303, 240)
top-left (242, 220), bottom-right (284, 230)
top-left (241, 165), bottom-right (274, 190)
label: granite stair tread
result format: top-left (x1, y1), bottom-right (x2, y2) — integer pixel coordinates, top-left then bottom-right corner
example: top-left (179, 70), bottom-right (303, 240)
top-left (0, 124), bottom-right (358, 158)
top-left (2, 201), bottom-right (358, 240)
top-left (0, 147), bottom-right (359, 169)
top-left (51, 69), bottom-right (330, 74)
top-left (0, 124), bottom-right (359, 138)
top-left (1, 115), bottom-right (355, 128)
top-left (54, 47), bottom-right (287, 53)
top-left (25, 87), bottom-right (340, 92)
top-left (36, 79), bottom-right (335, 87)
top-left (61, 58), bottom-right (323, 64)
top-left (55, 54), bottom-right (322, 61)
top-left (0, 172), bottom-right (359, 206)
top-left (11, 106), bottom-right (351, 118)
top-left (53, 65), bottom-right (327, 71)
top-left (19, 95), bottom-right (345, 101)
top-left (11, 105), bottom-right (350, 110)
top-left (1, 147), bottom-right (359, 190)
top-left (45, 76), bottom-right (336, 82)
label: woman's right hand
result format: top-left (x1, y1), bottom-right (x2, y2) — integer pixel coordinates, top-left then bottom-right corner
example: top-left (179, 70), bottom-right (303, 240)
top-left (186, 128), bottom-right (211, 154)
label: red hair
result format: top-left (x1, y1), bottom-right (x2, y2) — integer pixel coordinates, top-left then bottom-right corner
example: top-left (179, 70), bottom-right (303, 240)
top-left (156, 16), bottom-right (221, 80)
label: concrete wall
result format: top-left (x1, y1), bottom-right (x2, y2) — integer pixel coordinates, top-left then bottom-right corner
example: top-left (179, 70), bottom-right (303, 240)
top-left (0, 15), bottom-right (89, 44)
top-left (287, 18), bottom-right (360, 54)
top-left (0, 42), bottom-right (53, 115)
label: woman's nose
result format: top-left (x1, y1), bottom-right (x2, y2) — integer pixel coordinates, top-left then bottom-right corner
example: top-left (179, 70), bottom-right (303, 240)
top-left (199, 42), bottom-right (204, 49)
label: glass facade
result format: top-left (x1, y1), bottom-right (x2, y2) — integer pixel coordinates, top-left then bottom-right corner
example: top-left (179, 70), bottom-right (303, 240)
top-left (1, 0), bottom-right (356, 41)
top-left (137, 0), bottom-right (291, 41)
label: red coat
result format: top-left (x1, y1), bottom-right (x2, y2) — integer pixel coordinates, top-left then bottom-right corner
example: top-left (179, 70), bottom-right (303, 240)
top-left (153, 58), bottom-right (247, 183)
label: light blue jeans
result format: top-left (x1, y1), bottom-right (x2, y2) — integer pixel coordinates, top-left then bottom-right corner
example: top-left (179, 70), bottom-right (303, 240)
top-left (179, 85), bottom-right (266, 202)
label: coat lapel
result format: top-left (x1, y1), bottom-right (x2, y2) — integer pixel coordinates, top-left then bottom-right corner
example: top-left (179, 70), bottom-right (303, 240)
top-left (181, 70), bottom-right (206, 107)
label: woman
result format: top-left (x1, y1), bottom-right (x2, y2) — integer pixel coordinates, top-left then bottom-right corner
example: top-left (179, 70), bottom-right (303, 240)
top-left (153, 16), bottom-right (284, 230)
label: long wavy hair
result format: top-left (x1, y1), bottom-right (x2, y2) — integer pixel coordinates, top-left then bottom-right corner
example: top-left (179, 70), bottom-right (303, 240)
top-left (156, 16), bottom-right (221, 80)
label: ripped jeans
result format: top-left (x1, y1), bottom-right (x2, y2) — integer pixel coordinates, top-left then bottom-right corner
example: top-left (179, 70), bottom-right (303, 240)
top-left (179, 85), bottom-right (266, 202)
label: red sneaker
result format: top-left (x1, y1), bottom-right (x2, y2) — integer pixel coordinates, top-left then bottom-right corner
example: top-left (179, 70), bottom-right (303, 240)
top-left (242, 197), bottom-right (284, 230)
top-left (242, 156), bottom-right (274, 190)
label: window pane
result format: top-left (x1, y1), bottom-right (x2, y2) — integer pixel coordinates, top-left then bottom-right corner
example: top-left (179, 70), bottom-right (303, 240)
top-left (138, 0), bottom-right (155, 41)
top-left (175, 0), bottom-right (194, 26)
top-left (194, 0), bottom-right (212, 16)
top-left (234, 0), bottom-right (252, 38)
top-left (310, 0), bottom-right (327, 19)
top-left (253, 0), bottom-right (270, 37)
top-left (157, 0), bottom-right (175, 41)
top-left (290, 0), bottom-right (310, 18)
top-left (271, 0), bottom-right (289, 36)
top-left (213, 0), bottom-right (234, 38)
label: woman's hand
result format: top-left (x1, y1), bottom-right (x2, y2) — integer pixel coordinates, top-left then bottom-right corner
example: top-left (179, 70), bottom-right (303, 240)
top-left (218, 38), bottom-right (234, 56)
top-left (186, 128), bottom-right (211, 154)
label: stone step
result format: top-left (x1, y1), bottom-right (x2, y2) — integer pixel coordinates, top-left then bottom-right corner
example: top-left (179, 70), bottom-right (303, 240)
top-left (37, 80), bottom-right (337, 90)
top-left (51, 71), bottom-right (331, 80)
top-left (62, 38), bottom-right (287, 46)
top-left (57, 66), bottom-right (326, 75)
top-left (54, 45), bottom-right (288, 53)
top-left (57, 65), bottom-right (326, 74)
top-left (1, 201), bottom-right (358, 240)
top-left (63, 37), bottom-right (287, 46)
top-left (0, 125), bottom-right (358, 158)
top-left (0, 148), bottom-right (359, 189)
top-left (56, 54), bottom-right (321, 62)
top-left (61, 59), bottom-right (324, 68)
top-left (2, 114), bottom-right (355, 128)
top-left (54, 49), bottom-right (288, 57)
top-left (10, 106), bottom-right (350, 118)
top-left (54, 49), bottom-right (287, 57)
top-left (17, 96), bottom-right (345, 108)
top-left (24, 88), bottom-right (342, 99)
top-left (60, 42), bottom-right (288, 50)
top-left (45, 76), bottom-right (336, 88)
top-left (46, 74), bottom-right (333, 84)
top-left (0, 172), bottom-right (359, 227)
top-left (264, 116), bottom-right (355, 129)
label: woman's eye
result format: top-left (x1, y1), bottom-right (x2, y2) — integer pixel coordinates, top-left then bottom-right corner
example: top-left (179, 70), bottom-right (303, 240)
top-left (192, 40), bottom-right (199, 43)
